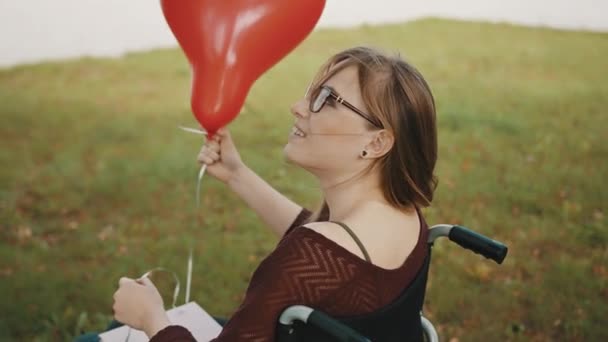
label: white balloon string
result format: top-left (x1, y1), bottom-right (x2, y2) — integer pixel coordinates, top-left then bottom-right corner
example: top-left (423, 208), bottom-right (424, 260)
top-left (185, 246), bottom-right (193, 303)
top-left (196, 164), bottom-right (207, 209)
top-left (187, 132), bottom-right (207, 304)
top-left (123, 126), bottom-right (204, 340)
top-left (132, 127), bottom-right (206, 310)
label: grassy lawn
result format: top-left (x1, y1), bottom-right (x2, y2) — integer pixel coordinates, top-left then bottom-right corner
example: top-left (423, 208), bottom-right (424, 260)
top-left (1, 18), bottom-right (606, 341)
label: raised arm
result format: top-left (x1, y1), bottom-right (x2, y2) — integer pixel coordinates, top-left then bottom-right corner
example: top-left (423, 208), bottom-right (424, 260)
top-left (198, 129), bottom-right (304, 236)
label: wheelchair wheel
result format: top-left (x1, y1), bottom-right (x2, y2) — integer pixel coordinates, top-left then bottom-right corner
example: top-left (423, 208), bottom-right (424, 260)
top-left (421, 315), bottom-right (438, 342)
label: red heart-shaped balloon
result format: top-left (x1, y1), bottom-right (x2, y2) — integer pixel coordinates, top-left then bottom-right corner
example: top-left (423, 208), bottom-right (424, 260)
top-left (161, 0), bottom-right (326, 135)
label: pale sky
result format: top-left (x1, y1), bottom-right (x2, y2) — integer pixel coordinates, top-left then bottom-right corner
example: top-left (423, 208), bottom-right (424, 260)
top-left (1, 0), bottom-right (606, 67)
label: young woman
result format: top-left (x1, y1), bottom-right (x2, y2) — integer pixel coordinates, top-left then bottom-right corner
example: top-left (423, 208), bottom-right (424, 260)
top-left (112, 46), bottom-right (438, 341)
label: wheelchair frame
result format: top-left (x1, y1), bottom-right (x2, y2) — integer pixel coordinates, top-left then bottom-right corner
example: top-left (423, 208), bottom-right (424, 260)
top-left (278, 224), bottom-right (508, 341)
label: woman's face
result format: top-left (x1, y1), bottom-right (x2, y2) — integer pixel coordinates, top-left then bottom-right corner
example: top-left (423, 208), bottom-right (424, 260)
top-left (284, 65), bottom-right (374, 173)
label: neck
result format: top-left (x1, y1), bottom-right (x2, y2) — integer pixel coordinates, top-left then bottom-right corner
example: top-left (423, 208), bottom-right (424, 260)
top-left (317, 168), bottom-right (386, 221)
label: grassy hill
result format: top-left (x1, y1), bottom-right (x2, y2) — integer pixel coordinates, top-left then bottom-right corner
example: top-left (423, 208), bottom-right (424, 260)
top-left (1, 18), bottom-right (606, 341)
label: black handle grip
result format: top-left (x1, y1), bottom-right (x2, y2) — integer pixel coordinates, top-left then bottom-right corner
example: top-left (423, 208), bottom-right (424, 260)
top-left (308, 310), bottom-right (371, 342)
top-left (449, 225), bottom-right (508, 264)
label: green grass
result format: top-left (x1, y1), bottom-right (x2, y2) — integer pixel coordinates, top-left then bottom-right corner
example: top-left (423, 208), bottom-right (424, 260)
top-left (1, 18), bottom-right (607, 341)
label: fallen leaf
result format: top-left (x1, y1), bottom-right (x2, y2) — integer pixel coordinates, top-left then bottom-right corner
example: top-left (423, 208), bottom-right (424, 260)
top-left (97, 225), bottom-right (114, 241)
top-left (468, 262), bottom-right (493, 282)
top-left (592, 265), bottom-right (607, 277)
top-left (17, 225), bottom-right (32, 241)
top-left (593, 210), bottom-right (604, 221)
top-left (118, 245), bottom-right (128, 255)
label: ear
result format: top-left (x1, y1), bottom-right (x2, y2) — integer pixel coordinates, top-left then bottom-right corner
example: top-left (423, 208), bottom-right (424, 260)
top-left (364, 130), bottom-right (394, 159)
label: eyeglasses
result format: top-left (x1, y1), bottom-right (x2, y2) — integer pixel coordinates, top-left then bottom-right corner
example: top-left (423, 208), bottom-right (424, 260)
top-left (306, 85), bottom-right (382, 128)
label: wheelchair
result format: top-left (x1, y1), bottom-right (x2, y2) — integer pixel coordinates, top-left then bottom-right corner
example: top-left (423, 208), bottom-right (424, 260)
top-left (275, 224), bottom-right (508, 342)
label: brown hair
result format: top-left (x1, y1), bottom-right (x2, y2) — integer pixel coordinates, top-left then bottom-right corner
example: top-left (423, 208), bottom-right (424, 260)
top-left (310, 46), bottom-right (438, 218)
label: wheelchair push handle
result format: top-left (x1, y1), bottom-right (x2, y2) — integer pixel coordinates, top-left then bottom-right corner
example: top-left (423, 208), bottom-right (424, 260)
top-left (449, 225), bottom-right (508, 264)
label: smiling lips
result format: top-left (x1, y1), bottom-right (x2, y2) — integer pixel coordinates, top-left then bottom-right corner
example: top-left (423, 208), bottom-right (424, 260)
top-left (291, 126), bottom-right (307, 137)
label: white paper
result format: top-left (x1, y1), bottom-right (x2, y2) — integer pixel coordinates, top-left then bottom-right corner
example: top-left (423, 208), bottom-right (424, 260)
top-left (99, 302), bottom-right (222, 342)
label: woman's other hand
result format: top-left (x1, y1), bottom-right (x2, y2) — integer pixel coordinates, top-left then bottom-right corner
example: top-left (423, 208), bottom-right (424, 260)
top-left (112, 276), bottom-right (170, 337)
top-left (197, 128), bottom-right (246, 184)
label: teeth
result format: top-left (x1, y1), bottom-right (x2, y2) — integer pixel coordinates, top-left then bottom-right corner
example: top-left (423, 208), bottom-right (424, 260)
top-left (292, 126), bottom-right (306, 137)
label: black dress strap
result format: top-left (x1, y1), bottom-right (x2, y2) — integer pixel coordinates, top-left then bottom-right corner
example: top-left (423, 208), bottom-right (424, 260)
top-left (330, 221), bottom-right (372, 263)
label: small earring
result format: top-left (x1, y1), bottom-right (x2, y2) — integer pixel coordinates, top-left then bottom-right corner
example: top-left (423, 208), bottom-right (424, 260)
top-left (361, 150), bottom-right (368, 157)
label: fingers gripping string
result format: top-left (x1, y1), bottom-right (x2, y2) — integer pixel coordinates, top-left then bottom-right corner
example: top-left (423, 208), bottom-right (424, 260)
top-left (123, 267), bottom-right (183, 342)
top-left (139, 267), bottom-right (182, 309)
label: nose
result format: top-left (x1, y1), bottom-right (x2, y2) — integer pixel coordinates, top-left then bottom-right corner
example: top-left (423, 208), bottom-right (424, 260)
top-left (290, 98), bottom-right (310, 119)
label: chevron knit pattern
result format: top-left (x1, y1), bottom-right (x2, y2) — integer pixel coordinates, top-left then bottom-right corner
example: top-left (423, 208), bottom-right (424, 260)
top-left (212, 223), bottom-right (426, 341)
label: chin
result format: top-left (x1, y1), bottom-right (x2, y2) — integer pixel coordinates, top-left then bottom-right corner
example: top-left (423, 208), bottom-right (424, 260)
top-left (283, 139), bottom-right (334, 175)
top-left (283, 142), bottom-right (310, 169)
top-left (283, 143), bottom-right (298, 164)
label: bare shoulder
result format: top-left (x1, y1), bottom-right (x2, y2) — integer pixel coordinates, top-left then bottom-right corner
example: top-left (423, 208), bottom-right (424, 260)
top-left (301, 222), bottom-right (368, 260)
top-left (301, 221), bottom-right (351, 243)
top-left (302, 203), bottom-right (421, 268)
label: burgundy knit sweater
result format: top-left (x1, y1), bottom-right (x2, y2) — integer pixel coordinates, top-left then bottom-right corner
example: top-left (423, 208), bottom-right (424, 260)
top-left (149, 208), bottom-right (428, 342)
